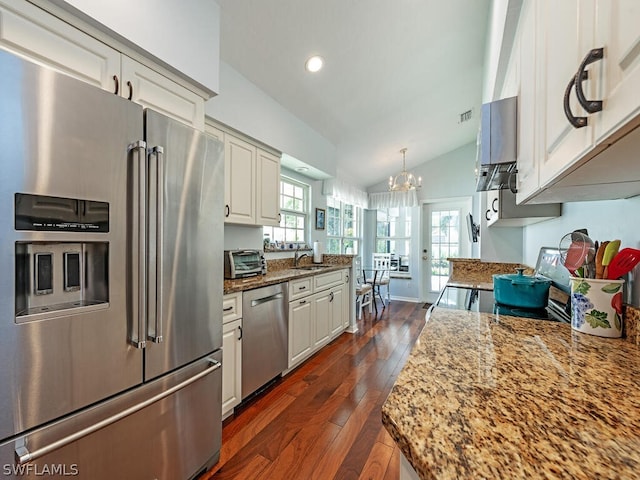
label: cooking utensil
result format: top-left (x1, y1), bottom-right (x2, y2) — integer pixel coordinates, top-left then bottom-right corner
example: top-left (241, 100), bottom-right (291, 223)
top-left (606, 248), bottom-right (640, 279)
top-left (493, 268), bottom-right (551, 309)
top-left (595, 240), bottom-right (609, 279)
top-left (559, 232), bottom-right (595, 275)
top-left (602, 239), bottom-right (621, 279)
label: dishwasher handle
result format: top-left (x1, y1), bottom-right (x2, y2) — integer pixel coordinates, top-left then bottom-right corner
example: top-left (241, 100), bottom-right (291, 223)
top-left (250, 292), bottom-right (284, 308)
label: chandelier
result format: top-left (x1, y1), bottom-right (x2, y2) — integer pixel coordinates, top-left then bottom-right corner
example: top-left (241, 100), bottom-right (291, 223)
top-left (388, 148), bottom-right (422, 191)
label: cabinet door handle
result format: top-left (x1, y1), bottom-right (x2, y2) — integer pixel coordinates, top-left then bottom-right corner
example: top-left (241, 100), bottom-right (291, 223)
top-left (127, 80), bottom-right (133, 100)
top-left (508, 169), bottom-right (518, 194)
top-left (575, 48), bottom-right (604, 114)
top-left (225, 204), bottom-right (230, 217)
top-left (563, 73), bottom-right (588, 129)
top-left (238, 326), bottom-right (243, 340)
top-left (113, 75), bottom-right (119, 95)
top-left (491, 197), bottom-right (498, 212)
top-left (485, 209), bottom-right (491, 221)
top-left (329, 292), bottom-right (334, 302)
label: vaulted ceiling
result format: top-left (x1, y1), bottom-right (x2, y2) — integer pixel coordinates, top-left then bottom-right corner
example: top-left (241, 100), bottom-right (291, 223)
top-left (216, 0), bottom-right (491, 189)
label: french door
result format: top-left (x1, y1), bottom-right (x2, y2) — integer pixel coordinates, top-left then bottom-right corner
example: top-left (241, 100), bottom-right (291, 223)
top-left (421, 198), bottom-right (472, 303)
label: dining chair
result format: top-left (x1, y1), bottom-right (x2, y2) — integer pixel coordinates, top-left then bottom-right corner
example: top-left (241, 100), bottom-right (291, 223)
top-left (355, 274), bottom-right (373, 319)
top-left (372, 253), bottom-right (391, 306)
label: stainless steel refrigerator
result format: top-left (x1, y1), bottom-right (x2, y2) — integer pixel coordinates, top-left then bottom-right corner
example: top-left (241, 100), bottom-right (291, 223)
top-left (0, 49), bottom-right (223, 479)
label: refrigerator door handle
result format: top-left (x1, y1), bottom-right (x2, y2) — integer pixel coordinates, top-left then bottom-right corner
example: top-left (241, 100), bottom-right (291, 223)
top-left (147, 146), bottom-right (164, 343)
top-left (14, 358), bottom-right (222, 465)
top-left (128, 140), bottom-right (147, 349)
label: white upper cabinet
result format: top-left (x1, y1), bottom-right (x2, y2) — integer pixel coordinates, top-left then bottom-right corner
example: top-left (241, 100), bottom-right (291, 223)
top-left (26, 0), bottom-right (220, 97)
top-left (538, 0), bottom-right (597, 188)
top-left (256, 149), bottom-right (281, 227)
top-left (0, 0), bottom-right (205, 130)
top-left (511, 0), bottom-right (640, 204)
top-left (594, 0), bottom-right (640, 142)
top-left (121, 56), bottom-right (204, 130)
top-left (209, 122), bottom-right (281, 227)
top-left (0, 0), bottom-right (120, 90)
top-left (514, 0), bottom-right (541, 202)
top-left (224, 134), bottom-right (257, 225)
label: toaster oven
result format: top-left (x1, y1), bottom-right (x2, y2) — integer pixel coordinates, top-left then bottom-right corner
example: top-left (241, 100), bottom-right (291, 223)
top-left (224, 250), bottom-right (265, 279)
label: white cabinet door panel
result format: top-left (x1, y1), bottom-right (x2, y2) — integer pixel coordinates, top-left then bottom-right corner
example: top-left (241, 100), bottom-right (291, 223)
top-left (288, 298), bottom-right (313, 368)
top-left (0, 1), bottom-right (119, 90)
top-left (330, 285), bottom-right (345, 337)
top-left (122, 55), bottom-right (204, 130)
top-left (595, 0), bottom-right (640, 142)
top-left (222, 318), bottom-right (242, 417)
top-left (224, 134), bottom-right (256, 225)
top-left (256, 149), bottom-right (281, 226)
top-left (539, 0), bottom-right (596, 187)
top-left (313, 292), bottom-right (331, 349)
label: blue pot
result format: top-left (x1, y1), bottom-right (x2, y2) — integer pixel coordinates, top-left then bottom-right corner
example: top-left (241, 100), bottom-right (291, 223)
top-left (493, 268), bottom-right (551, 309)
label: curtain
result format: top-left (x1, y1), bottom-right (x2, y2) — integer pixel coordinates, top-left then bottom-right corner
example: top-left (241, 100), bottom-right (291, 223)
top-left (368, 190), bottom-right (418, 209)
top-left (322, 179), bottom-right (369, 208)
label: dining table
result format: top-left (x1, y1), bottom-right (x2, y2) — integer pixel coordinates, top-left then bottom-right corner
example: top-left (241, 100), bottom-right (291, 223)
top-left (362, 267), bottom-right (385, 311)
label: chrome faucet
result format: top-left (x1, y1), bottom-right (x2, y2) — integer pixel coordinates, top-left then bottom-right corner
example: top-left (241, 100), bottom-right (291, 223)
top-left (294, 249), bottom-right (310, 267)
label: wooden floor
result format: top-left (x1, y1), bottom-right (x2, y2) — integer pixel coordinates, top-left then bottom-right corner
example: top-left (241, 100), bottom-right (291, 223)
top-left (200, 300), bottom-right (426, 480)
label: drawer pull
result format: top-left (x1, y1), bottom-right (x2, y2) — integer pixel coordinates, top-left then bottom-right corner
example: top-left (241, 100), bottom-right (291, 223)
top-left (223, 306), bottom-right (233, 312)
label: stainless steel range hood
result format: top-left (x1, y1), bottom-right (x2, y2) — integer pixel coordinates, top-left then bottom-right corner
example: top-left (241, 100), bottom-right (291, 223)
top-left (476, 96), bottom-right (517, 192)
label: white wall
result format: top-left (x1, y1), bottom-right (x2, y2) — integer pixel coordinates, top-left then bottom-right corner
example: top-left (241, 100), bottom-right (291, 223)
top-left (524, 197), bottom-right (640, 306)
top-left (206, 62), bottom-right (337, 177)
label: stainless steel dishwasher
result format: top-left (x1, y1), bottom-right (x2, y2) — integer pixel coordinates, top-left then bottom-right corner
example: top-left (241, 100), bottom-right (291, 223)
top-left (241, 282), bottom-right (288, 399)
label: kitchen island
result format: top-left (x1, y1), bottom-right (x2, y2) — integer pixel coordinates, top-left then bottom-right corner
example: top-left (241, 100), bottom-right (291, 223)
top-left (382, 307), bottom-right (640, 479)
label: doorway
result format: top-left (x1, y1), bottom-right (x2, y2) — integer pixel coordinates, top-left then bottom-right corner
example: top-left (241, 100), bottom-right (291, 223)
top-left (421, 198), bottom-right (472, 303)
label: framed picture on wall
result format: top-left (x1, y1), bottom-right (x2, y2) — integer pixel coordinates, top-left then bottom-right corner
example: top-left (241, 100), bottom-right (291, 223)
top-left (315, 208), bottom-right (326, 230)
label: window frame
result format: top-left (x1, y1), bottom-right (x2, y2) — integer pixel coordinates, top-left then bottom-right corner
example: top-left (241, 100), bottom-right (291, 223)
top-left (375, 207), bottom-right (412, 278)
top-left (263, 176), bottom-right (309, 248)
top-left (325, 197), bottom-right (361, 255)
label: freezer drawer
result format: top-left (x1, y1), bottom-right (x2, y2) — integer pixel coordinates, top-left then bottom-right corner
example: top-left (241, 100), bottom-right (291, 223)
top-left (0, 352), bottom-right (222, 480)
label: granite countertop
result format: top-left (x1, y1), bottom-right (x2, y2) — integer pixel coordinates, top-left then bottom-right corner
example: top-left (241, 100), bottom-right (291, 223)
top-left (223, 255), bottom-right (353, 294)
top-left (382, 307), bottom-right (640, 479)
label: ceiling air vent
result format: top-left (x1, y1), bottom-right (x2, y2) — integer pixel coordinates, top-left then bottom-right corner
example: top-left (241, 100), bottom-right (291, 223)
top-left (459, 109), bottom-right (473, 123)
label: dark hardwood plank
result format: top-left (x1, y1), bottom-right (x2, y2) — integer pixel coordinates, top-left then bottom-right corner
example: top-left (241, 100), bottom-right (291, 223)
top-left (200, 301), bottom-right (425, 480)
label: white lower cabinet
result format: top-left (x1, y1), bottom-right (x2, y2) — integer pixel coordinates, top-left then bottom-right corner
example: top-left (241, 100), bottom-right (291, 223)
top-left (287, 269), bottom-right (349, 370)
top-left (331, 283), bottom-right (347, 337)
top-left (222, 293), bottom-right (242, 418)
top-left (312, 289), bottom-right (332, 349)
top-left (288, 296), bottom-right (313, 368)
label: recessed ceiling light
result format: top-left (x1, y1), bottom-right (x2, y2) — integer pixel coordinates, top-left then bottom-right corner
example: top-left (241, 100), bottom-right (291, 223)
top-left (305, 55), bottom-right (324, 73)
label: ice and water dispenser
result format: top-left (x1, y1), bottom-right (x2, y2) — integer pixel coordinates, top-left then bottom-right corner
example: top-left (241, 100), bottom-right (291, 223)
top-left (14, 193), bottom-right (110, 320)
